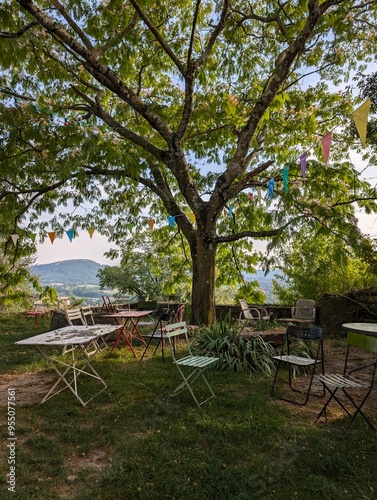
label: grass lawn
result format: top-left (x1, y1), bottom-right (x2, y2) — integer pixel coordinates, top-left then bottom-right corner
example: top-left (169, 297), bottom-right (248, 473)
top-left (0, 313), bottom-right (376, 499)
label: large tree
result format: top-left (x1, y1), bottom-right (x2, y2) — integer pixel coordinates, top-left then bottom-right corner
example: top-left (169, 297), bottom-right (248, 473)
top-left (1, 1), bottom-right (377, 324)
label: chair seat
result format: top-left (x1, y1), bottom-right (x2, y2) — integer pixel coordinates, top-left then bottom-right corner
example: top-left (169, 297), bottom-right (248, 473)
top-left (316, 373), bottom-right (371, 389)
top-left (273, 354), bottom-right (318, 366)
top-left (176, 355), bottom-right (218, 368)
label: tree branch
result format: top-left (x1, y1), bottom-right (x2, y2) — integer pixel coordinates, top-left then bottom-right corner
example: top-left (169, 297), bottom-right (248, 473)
top-left (128, 0), bottom-right (186, 76)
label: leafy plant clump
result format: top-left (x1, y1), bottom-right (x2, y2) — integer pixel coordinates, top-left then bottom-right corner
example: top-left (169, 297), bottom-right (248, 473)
top-left (192, 313), bottom-right (275, 374)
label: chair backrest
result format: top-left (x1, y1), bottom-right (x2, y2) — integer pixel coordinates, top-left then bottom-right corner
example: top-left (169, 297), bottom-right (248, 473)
top-left (165, 322), bottom-right (190, 358)
top-left (80, 305), bottom-right (95, 325)
top-left (293, 299), bottom-right (316, 320)
top-left (239, 299), bottom-right (253, 320)
top-left (65, 308), bottom-right (85, 326)
top-left (175, 304), bottom-right (185, 322)
top-left (285, 324), bottom-right (323, 340)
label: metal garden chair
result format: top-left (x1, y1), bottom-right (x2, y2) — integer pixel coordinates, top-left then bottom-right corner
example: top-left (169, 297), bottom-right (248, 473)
top-left (166, 322), bottom-right (218, 407)
top-left (238, 299), bottom-right (269, 328)
top-left (315, 331), bottom-right (377, 430)
top-left (140, 311), bottom-right (175, 362)
top-left (271, 324), bottom-right (325, 405)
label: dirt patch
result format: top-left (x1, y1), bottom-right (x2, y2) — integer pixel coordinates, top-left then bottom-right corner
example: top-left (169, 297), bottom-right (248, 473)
top-left (0, 372), bottom-right (55, 406)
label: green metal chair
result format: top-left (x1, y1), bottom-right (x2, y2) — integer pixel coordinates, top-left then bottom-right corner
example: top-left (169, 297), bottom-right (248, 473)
top-left (315, 331), bottom-right (377, 430)
top-left (166, 322), bottom-right (218, 407)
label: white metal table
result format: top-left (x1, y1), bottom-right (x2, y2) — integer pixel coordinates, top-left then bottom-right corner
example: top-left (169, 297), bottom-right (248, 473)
top-left (342, 323), bottom-right (377, 337)
top-left (16, 325), bottom-right (117, 406)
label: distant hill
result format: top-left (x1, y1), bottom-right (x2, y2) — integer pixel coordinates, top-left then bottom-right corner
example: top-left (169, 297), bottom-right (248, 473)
top-left (32, 259), bottom-right (107, 286)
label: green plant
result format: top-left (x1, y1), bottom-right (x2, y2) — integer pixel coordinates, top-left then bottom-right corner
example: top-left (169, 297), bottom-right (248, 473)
top-left (192, 312), bottom-right (275, 373)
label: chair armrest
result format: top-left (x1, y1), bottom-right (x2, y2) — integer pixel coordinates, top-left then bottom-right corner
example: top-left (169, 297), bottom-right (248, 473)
top-left (249, 308), bottom-right (261, 320)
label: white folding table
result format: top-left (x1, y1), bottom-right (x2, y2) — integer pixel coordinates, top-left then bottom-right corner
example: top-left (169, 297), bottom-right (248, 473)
top-left (16, 325), bottom-right (116, 407)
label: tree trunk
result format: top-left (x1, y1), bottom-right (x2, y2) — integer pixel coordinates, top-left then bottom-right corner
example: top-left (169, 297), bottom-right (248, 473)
top-left (190, 235), bottom-right (217, 325)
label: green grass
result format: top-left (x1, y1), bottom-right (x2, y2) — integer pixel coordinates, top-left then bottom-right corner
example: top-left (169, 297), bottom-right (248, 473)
top-left (0, 313), bottom-right (377, 499)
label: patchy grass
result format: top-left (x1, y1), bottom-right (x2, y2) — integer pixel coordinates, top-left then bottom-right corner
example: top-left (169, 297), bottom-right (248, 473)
top-left (0, 313), bottom-right (377, 499)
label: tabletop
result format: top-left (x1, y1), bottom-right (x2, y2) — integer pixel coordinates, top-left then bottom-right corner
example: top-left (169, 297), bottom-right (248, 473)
top-left (342, 323), bottom-right (377, 336)
top-left (103, 310), bottom-right (154, 319)
top-left (16, 325), bottom-right (116, 346)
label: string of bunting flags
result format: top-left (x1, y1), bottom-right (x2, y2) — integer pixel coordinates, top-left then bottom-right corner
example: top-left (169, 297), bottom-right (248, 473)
top-left (2, 91), bottom-right (372, 244)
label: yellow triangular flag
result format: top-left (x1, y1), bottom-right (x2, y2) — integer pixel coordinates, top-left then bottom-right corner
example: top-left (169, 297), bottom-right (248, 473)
top-left (87, 228), bottom-right (95, 239)
top-left (188, 212), bottom-right (196, 223)
top-left (353, 99), bottom-right (371, 146)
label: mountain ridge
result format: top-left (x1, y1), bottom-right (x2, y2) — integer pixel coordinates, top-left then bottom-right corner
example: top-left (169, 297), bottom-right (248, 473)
top-left (32, 259), bottom-right (107, 285)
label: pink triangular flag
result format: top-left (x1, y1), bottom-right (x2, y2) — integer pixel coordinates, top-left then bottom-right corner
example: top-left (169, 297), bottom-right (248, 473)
top-left (249, 193), bottom-right (254, 203)
top-left (321, 132), bottom-right (332, 165)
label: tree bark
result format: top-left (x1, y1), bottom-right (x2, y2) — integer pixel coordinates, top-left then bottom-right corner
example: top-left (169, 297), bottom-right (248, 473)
top-left (189, 234), bottom-right (217, 325)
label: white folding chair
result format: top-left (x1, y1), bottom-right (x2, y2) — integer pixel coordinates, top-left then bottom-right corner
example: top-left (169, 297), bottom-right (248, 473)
top-left (80, 305), bottom-right (111, 351)
top-left (166, 322), bottom-right (218, 407)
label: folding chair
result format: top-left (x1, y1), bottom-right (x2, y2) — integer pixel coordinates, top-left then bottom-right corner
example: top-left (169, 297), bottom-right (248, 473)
top-left (315, 332), bottom-right (377, 430)
top-left (140, 311), bottom-right (174, 362)
top-left (271, 325), bottom-right (324, 405)
top-left (166, 322), bottom-right (218, 407)
top-left (81, 305), bottom-right (110, 351)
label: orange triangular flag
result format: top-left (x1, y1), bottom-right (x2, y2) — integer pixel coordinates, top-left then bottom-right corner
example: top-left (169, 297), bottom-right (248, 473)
top-left (11, 234), bottom-right (19, 245)
top-left (321, 132), bottom-right (332, 165)
top-left (87, 228), bottom-right (95, 239)
top-left (147, 219), bottom-right (155, 230)
top-left (353, 99), bottom-right (371, 146)
top-left (48, 232), bottom-right (56, 244)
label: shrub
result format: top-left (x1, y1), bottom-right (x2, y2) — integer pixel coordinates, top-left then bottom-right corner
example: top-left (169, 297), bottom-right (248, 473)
top-left (192, 312), bottom-right (275, 374)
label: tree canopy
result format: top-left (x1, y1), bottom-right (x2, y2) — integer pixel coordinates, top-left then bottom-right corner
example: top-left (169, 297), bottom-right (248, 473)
top-left (1, 1), bottom-right (377, 323)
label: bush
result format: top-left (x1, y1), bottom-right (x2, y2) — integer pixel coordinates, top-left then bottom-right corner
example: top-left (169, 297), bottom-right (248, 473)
top-left (192, 313), bottom-right (275, 374)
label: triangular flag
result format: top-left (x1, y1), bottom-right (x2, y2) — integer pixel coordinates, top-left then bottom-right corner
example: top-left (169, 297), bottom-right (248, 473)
top-left (282, 166), bottom-right (289, 192)
top-left (87, 228), bottom-right (95, 239)
top-left (300, 153), bottom-right (307, 179)
top-left (248, 193), bottom-right (254, 203)
top-left (228, 205), bottom-right (233, 216)
top-left (268, 179), bottom-right (275, 199)
top-left (167, 216), bottom-right (176, 228)
top-left (188, 212), bottom-right (196, 223)
top-left (29, 233), bottom-right (37, 243)
top-left (107, 225), bottom-right (115, 236)
top-left (11, 234), bottom-right (19, 245)
top-left (147, 219), bottom-right (155, 230)
top-left (321, 132), bottom-right (332, 165)
top-left (126, 222), bottom-right (135, 232)
top-left (65, 229), bottom-right (75, 242)
top-left (353, 99), bottom-right (371, 146)
top-left (48, 232), bottom-right (56, 244)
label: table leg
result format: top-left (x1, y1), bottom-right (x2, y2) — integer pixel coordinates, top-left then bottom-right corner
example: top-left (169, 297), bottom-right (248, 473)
top-left (37, 346), bottom-right (108, 407)
top-left (110, 319), bottom-right (137, 357)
